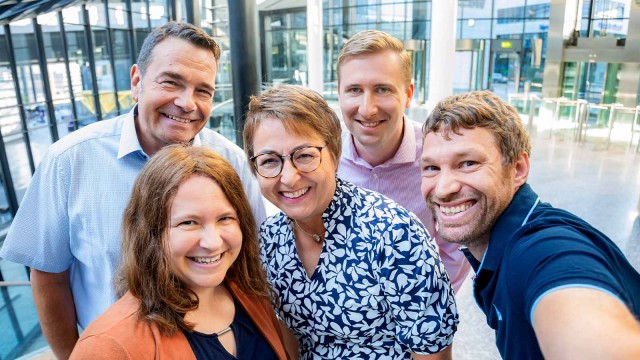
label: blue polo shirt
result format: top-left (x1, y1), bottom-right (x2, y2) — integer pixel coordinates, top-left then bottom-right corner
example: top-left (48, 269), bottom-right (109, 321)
top-left (464, 183), bottom-right (640, 359)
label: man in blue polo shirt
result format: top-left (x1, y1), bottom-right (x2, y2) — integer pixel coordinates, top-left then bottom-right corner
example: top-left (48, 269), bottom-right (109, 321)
top-left (420, 90), bottom-right (640, 359)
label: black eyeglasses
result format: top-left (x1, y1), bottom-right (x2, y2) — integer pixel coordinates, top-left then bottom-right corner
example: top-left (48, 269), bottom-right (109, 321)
top-left (250, 146), bottom-right (326, 178)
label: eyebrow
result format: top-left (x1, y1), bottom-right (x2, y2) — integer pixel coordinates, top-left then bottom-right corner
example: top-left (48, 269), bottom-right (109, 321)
top-left (421, 150), bottom-right (478, 163)
top-left (157, 71), bottom-right (216, 92)
top-left (255, 144), bottom-right (320, 156)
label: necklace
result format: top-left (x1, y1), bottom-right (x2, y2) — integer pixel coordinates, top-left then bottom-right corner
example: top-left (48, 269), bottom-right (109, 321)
top-left (294, 220), bottom-right (323, 243)
top-left (216, 326), bottom-right (232, 336)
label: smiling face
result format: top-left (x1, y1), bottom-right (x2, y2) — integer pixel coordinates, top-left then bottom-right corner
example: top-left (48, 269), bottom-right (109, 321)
top-left (168, 175), bottom-right (242, 296)
top-left (251, 117), bottom-right (337, 225)
top-left (420, 127), bottom-right (529, 255)
top-left (338, 50), bottom-right (413, 165)
top-left (131, 37), bottom-right (217, 156)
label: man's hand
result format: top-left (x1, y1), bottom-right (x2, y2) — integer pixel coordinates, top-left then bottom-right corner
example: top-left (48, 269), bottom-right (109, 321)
top-left (31, 269), bottom-right (79, 360)
top-left (533, 287), bottom-right (640, 359)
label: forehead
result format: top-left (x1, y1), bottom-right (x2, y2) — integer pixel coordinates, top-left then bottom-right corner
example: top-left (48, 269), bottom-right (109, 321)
top-left (146, 37), bottom-right (217, 74)
top-left (422, 127), bottom-right (501, 159)
top-left (339, 50), bottom-right (404, 82)
top-left (253, 117), bottom-right (324, 149)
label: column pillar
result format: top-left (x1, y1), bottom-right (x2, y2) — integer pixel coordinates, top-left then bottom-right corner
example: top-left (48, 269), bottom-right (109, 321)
top-left (307, 0), bottom-right (323, 94)
top-left (427, 0), bottom-right (457, 108)
top-left (228, 0), bottom-right (261, 146)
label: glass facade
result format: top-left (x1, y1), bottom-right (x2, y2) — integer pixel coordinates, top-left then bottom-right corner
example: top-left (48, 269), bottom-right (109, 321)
top-left (580, 0), bottom-right (632, 39)
top-left (455, 0), bottom-right (549, 99)
top-left (0, 1), bottom-right (172, 358)
top-left (322, 0), bottom-right (431, 101)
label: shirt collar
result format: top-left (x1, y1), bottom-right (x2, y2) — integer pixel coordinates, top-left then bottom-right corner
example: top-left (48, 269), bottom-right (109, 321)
top-left (117, 105), bottom-right (203, 160)
top-left (478, 183), bottom-right (540, 272)
top-left (345, 116), bottom-right (416, 167)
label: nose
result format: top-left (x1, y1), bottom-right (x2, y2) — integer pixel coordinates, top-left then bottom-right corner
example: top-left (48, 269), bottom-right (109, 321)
top-left (174, 89), bottom-right (197, 112)
top-left (199, 225), bottom-right (223, 250)
top-left (433, 169), bottom-right (462, 201)
top-left (358, 92), bottom-right (377, 119)
top-left (279, 158), bottom-right (301, 186)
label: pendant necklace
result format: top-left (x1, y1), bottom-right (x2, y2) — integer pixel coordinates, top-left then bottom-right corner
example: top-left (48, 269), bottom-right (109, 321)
top-left (294, 220), bottom-right (323, 243)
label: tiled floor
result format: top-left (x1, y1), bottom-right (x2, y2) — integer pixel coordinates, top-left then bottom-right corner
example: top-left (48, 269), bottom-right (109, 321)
top-left (452, 125), bottom-right (640, 360)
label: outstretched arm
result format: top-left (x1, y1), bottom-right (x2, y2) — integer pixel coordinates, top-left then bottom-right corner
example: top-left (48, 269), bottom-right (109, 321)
top-left (31, 268), bottom-right (79, 360)
top-left (413, 344), bottom-right (452, 360)
top-left (533, 287), bottom-right (640, 359)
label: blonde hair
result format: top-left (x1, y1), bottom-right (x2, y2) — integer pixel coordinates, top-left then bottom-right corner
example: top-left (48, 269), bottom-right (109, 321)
top-left (337, 30), bottom-right (411, 89)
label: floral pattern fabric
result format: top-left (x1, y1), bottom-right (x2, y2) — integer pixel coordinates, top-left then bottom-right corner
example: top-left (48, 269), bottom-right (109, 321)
top-left (260, 178), bottom-right (458, 359)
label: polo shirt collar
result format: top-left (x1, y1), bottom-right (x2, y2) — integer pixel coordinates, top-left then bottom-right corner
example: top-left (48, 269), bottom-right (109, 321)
top-left (346, 116), bottom-right (416, 167)
top-left (478, 183), bottom-right (540, 272)
top-left (117, 105), bottom-right (203, 160)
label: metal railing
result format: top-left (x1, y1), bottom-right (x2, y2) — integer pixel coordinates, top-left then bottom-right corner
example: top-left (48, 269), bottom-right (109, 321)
top-left (509, 94), bottom-right (640, 152)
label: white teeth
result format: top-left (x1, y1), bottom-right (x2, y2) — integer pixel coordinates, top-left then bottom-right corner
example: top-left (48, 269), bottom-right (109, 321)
top-left (359, 121), bottom-right (382, 127)
top-left (440, 203), bottom-right (472, 215)
top-left (165, 114), bottom-right (194, 123)
top-left (192, 254), bottom-right (221, 264)
top-left (282, 188), bottom-right (309, 199)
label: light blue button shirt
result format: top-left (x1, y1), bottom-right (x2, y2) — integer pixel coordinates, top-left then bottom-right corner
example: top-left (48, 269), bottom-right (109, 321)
top-left (0, 107), bottom-right (266, 328)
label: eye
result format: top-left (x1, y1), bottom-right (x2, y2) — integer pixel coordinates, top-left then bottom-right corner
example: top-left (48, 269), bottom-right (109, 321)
top-left (162, 80), bottom-right (178, 86)
top-left (422, 165), bottom-right (439, 177)
top-left (219, 215), bottom-right (238, 223)
top-left (257, 155), bottom-right (281, 169)
top-left (376, 87), bottom-right (391, 94)
top-left (197, 89), bottom-right (213, 97)
top-left (175, 219), bottom-right (198, 228)
top-left (461, 160), bottom-right (479, 168)
top-left (346, 87), bottom-right (362, 94)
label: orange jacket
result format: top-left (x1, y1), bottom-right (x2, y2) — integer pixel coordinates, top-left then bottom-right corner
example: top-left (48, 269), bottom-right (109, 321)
top-left (70, 282), bottom-right (289, 359)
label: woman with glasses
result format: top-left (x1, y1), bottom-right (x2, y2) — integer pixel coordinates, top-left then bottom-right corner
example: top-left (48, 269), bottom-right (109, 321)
top-left (70, 145), bottom-right (289, 360)
top-left (243, 85), bottom-right (458, 360)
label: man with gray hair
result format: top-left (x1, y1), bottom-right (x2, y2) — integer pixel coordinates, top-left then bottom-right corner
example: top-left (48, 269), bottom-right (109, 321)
top-left (0, 22), bottom-right (265, 359)
top-left (337, 30), bottom-right (470, 292)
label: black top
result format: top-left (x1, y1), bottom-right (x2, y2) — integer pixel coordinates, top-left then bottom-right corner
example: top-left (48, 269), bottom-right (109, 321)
top-left (184, 298), bottom-right (278, 360)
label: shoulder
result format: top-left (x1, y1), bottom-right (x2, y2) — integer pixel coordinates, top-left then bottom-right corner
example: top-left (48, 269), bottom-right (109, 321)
top-left (73, 294), bottom-right (152, 358)
top-left (48, 116), bottom-right (124, 157)
top-left (78, 293), bottom-right (145, 340)
top-left (339, 179), bottom-right (415, 221)
top-left (196, 128), bottom-right (247, 165)
top-left (260, 212), bottom-right (288, 234)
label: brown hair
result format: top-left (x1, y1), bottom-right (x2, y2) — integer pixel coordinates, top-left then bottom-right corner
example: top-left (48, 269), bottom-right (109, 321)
top-left (137, 22), bottom-right (221, 76)
top-left (118, 145), bottom-right (270, 335)
top-left (337, 30), bottom-right (411, 89)
top-left (422, 90), bottom-right (531, 165)
top-left (243, 84), bottom-right (342, 172)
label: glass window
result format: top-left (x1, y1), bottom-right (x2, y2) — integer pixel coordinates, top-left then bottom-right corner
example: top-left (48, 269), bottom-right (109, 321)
top-left (459, 0), bottom-right (492, 19)
top-left (5, 135), bottom-right (32, 203)
top-left (458, 19), bottom-right (492, 39)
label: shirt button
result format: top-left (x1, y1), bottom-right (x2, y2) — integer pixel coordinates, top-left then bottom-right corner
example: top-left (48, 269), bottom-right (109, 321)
top-left (373, 174), bottom-right (378, 179)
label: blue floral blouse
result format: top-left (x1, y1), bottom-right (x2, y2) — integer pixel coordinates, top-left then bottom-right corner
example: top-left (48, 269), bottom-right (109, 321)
top-left (260, 178), bottom-right (458, 359)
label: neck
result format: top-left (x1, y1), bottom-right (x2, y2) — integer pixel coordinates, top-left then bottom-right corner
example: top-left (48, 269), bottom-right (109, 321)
top-left (466, 236), bottom-right (490, 262)
top-left (294, 217), bottom-right (325, 242)
top-left (185, 284), bottom-right (234, 333)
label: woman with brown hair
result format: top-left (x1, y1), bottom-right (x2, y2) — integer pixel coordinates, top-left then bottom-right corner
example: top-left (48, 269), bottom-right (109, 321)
top-left (70, 145), bottom-right (288, 359)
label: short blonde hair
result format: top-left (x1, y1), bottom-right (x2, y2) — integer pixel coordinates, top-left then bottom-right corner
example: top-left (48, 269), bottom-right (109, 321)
top-left (243, 85), bottom-right (342, 173)
top-left (337, 30), bottom-right (411, 89)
